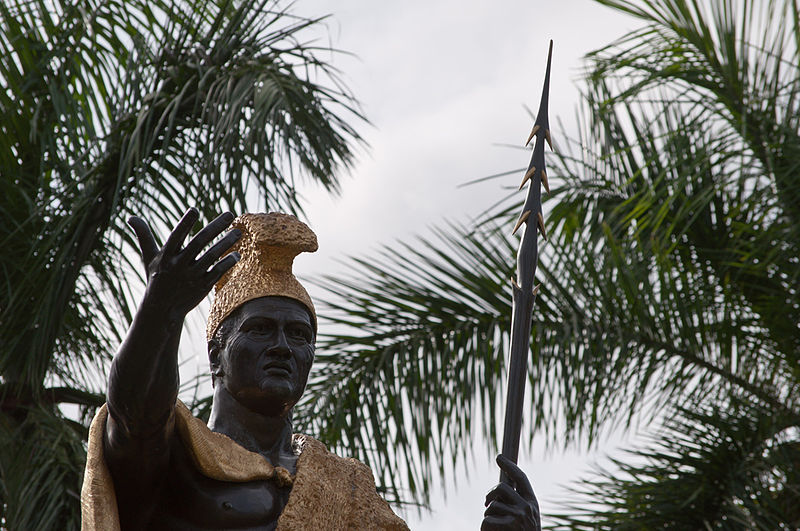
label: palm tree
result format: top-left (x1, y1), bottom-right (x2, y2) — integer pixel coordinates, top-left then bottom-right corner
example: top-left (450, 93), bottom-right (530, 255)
top-left (302, 0), bottom-right (800, 525)
top-left (0, 0), bottom-right (362, 528)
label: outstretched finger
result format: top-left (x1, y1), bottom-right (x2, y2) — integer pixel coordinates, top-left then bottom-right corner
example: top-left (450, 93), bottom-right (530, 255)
top-left (181, 211), bottom-right (236, 263)
top-left (497, 454), bottom-right (536, 500)
top-left (203, 252), bottom-right (241, 290)
top-left (195, 229), bottom-right (241, 272)
top-left (127, 216), bottom-right (159, 268)
top-left (164, 208), bottom-right (199, 257)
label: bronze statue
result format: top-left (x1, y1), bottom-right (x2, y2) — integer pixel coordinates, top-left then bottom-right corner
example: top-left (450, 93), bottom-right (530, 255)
top-left (80, 209), bottom-right (539, 530)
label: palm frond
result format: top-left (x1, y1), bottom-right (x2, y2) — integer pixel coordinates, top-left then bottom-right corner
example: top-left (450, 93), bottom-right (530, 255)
top-left (1, 0), bottom-right (364, 394)
top-left (549, 401), bottom-right (800, 529)
top-left (307, 0), bottom-right (800, 513)
top-left (0, 1), bottom-right (364, 528)
top-left (0, 406), bottom-right (88, 530)
top-left (297, 221), bottom-right (516, 503)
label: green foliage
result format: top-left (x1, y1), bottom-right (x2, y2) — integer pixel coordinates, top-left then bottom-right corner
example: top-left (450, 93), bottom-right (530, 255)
top-left (305, 0), bottom-right (800, 521)
top-left (298, 222), bottom-right (517, 502)
top-left (550, 401), bottom-right (800, 529)
top-left (0, 0), bottom-right (362, 527)
top-left (0, 407), bottom-right (87, 530)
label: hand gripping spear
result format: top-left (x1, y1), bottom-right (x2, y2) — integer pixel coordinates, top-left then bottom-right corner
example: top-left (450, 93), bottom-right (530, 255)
top-left (498, 40), bottom-right (553, 485)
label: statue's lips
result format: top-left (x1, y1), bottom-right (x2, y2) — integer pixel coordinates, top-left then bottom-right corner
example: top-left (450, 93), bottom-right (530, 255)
top-left (262, 363), bottom-right (291, 377)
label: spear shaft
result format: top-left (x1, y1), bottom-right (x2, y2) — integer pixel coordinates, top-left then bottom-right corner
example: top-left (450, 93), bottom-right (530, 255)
top-left (499, 40), bottom-right (553, 484)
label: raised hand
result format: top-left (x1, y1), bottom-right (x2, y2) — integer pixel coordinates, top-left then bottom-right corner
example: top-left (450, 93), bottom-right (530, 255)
top-left (128, 208), bottom-right (241, 318)
top-left (481, 455), bottom-right (541, 531)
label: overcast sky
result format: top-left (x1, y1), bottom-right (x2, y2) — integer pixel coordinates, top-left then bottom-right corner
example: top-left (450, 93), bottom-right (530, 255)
top-left (291, 1), bottom-right (642, 527)
top-left (293, 0), bottom-right (640, 271)
top-left (182, 1), bottom-right (644, 528)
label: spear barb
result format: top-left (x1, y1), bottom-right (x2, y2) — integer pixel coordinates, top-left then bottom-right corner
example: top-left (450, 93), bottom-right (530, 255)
top-left (498, 40), bottom-right (552, 485)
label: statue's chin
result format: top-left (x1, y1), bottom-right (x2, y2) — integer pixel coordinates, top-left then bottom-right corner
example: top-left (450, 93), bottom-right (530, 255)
top-left (233, 385), bottom-right (298, 418)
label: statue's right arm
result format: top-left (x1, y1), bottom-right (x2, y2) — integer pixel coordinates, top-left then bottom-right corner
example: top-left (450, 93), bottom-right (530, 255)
top-left (102, 209), bottom-right (240, 494)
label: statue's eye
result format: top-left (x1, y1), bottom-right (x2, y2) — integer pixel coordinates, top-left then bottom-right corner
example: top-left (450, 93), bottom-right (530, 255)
top-left (242, 320), bottom-right (272, 336)
top-left (288, 325), bottom-right (311, 342)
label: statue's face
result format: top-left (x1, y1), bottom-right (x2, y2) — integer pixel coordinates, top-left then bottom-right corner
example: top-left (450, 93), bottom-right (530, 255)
top-left (211, 297), bottom-right (315, 417)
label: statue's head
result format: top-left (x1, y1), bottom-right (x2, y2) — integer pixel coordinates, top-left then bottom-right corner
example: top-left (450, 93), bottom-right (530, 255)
top-left (206, 213), bottom-right (318, 416)
top-left (208, 296), bottom-right (315, 416)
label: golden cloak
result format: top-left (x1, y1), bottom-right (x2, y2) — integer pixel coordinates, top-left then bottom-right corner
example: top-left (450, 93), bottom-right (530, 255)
top-left (81, 401), bottom-right (408, 531)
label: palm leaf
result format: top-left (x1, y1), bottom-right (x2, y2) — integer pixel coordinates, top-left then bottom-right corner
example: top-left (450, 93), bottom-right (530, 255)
top-left (549, 401), bottom-right (800, 529)
top-left (298, 221), bottom-right (516, 503)
top-left (0, 1), bottom-right (364, 527)
top-left (0, 406), bottom-right (88, 530)
top-left (307, 0), bottom-right (800, 516)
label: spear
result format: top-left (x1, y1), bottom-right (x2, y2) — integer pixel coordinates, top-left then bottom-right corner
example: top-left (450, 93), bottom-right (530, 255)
top-left (499, 40), bottom-right (553, 484)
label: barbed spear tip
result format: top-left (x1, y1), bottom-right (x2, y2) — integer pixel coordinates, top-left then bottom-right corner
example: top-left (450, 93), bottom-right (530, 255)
top-left (512, 210), bottom-right (532, 235)
top-left (519, 166), bottom-right (537, 190)
top-left (499, 39), bottom-right (553, 487)
top-left (532, 40), bottom-right (553, 132)
top-left (536, 211), bottom-right (547, 240)
top-left (541, 169), bottom-right (550, 194)
top-left (525, 124), bottom-right (541, 146)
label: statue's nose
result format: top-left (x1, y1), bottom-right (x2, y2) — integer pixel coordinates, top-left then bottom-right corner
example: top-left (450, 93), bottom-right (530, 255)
top-left (267, 329), bottom-right (292, 357)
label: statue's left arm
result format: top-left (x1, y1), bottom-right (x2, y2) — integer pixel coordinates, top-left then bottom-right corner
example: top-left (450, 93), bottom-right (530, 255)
top-left (102, 209), bottom-right (239, 525)
top-left (482, 455), bottom-right (541, 531)
top-left (105, 210), bottom-right (239, 435)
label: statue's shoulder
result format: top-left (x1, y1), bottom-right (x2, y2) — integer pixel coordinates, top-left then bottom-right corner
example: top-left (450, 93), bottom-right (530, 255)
top-left (282, 434), bottom-right (409, 531)
top-left (292, 434), bottom-right (367, 471)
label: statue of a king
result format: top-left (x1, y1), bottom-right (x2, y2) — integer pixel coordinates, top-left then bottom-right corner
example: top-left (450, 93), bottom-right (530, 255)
top-left (80, 209), bottom-right (539, 530)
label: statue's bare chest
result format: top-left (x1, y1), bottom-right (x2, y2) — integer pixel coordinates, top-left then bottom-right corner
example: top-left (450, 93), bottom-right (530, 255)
top-left (148, 438), bottom-right (291, 530)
